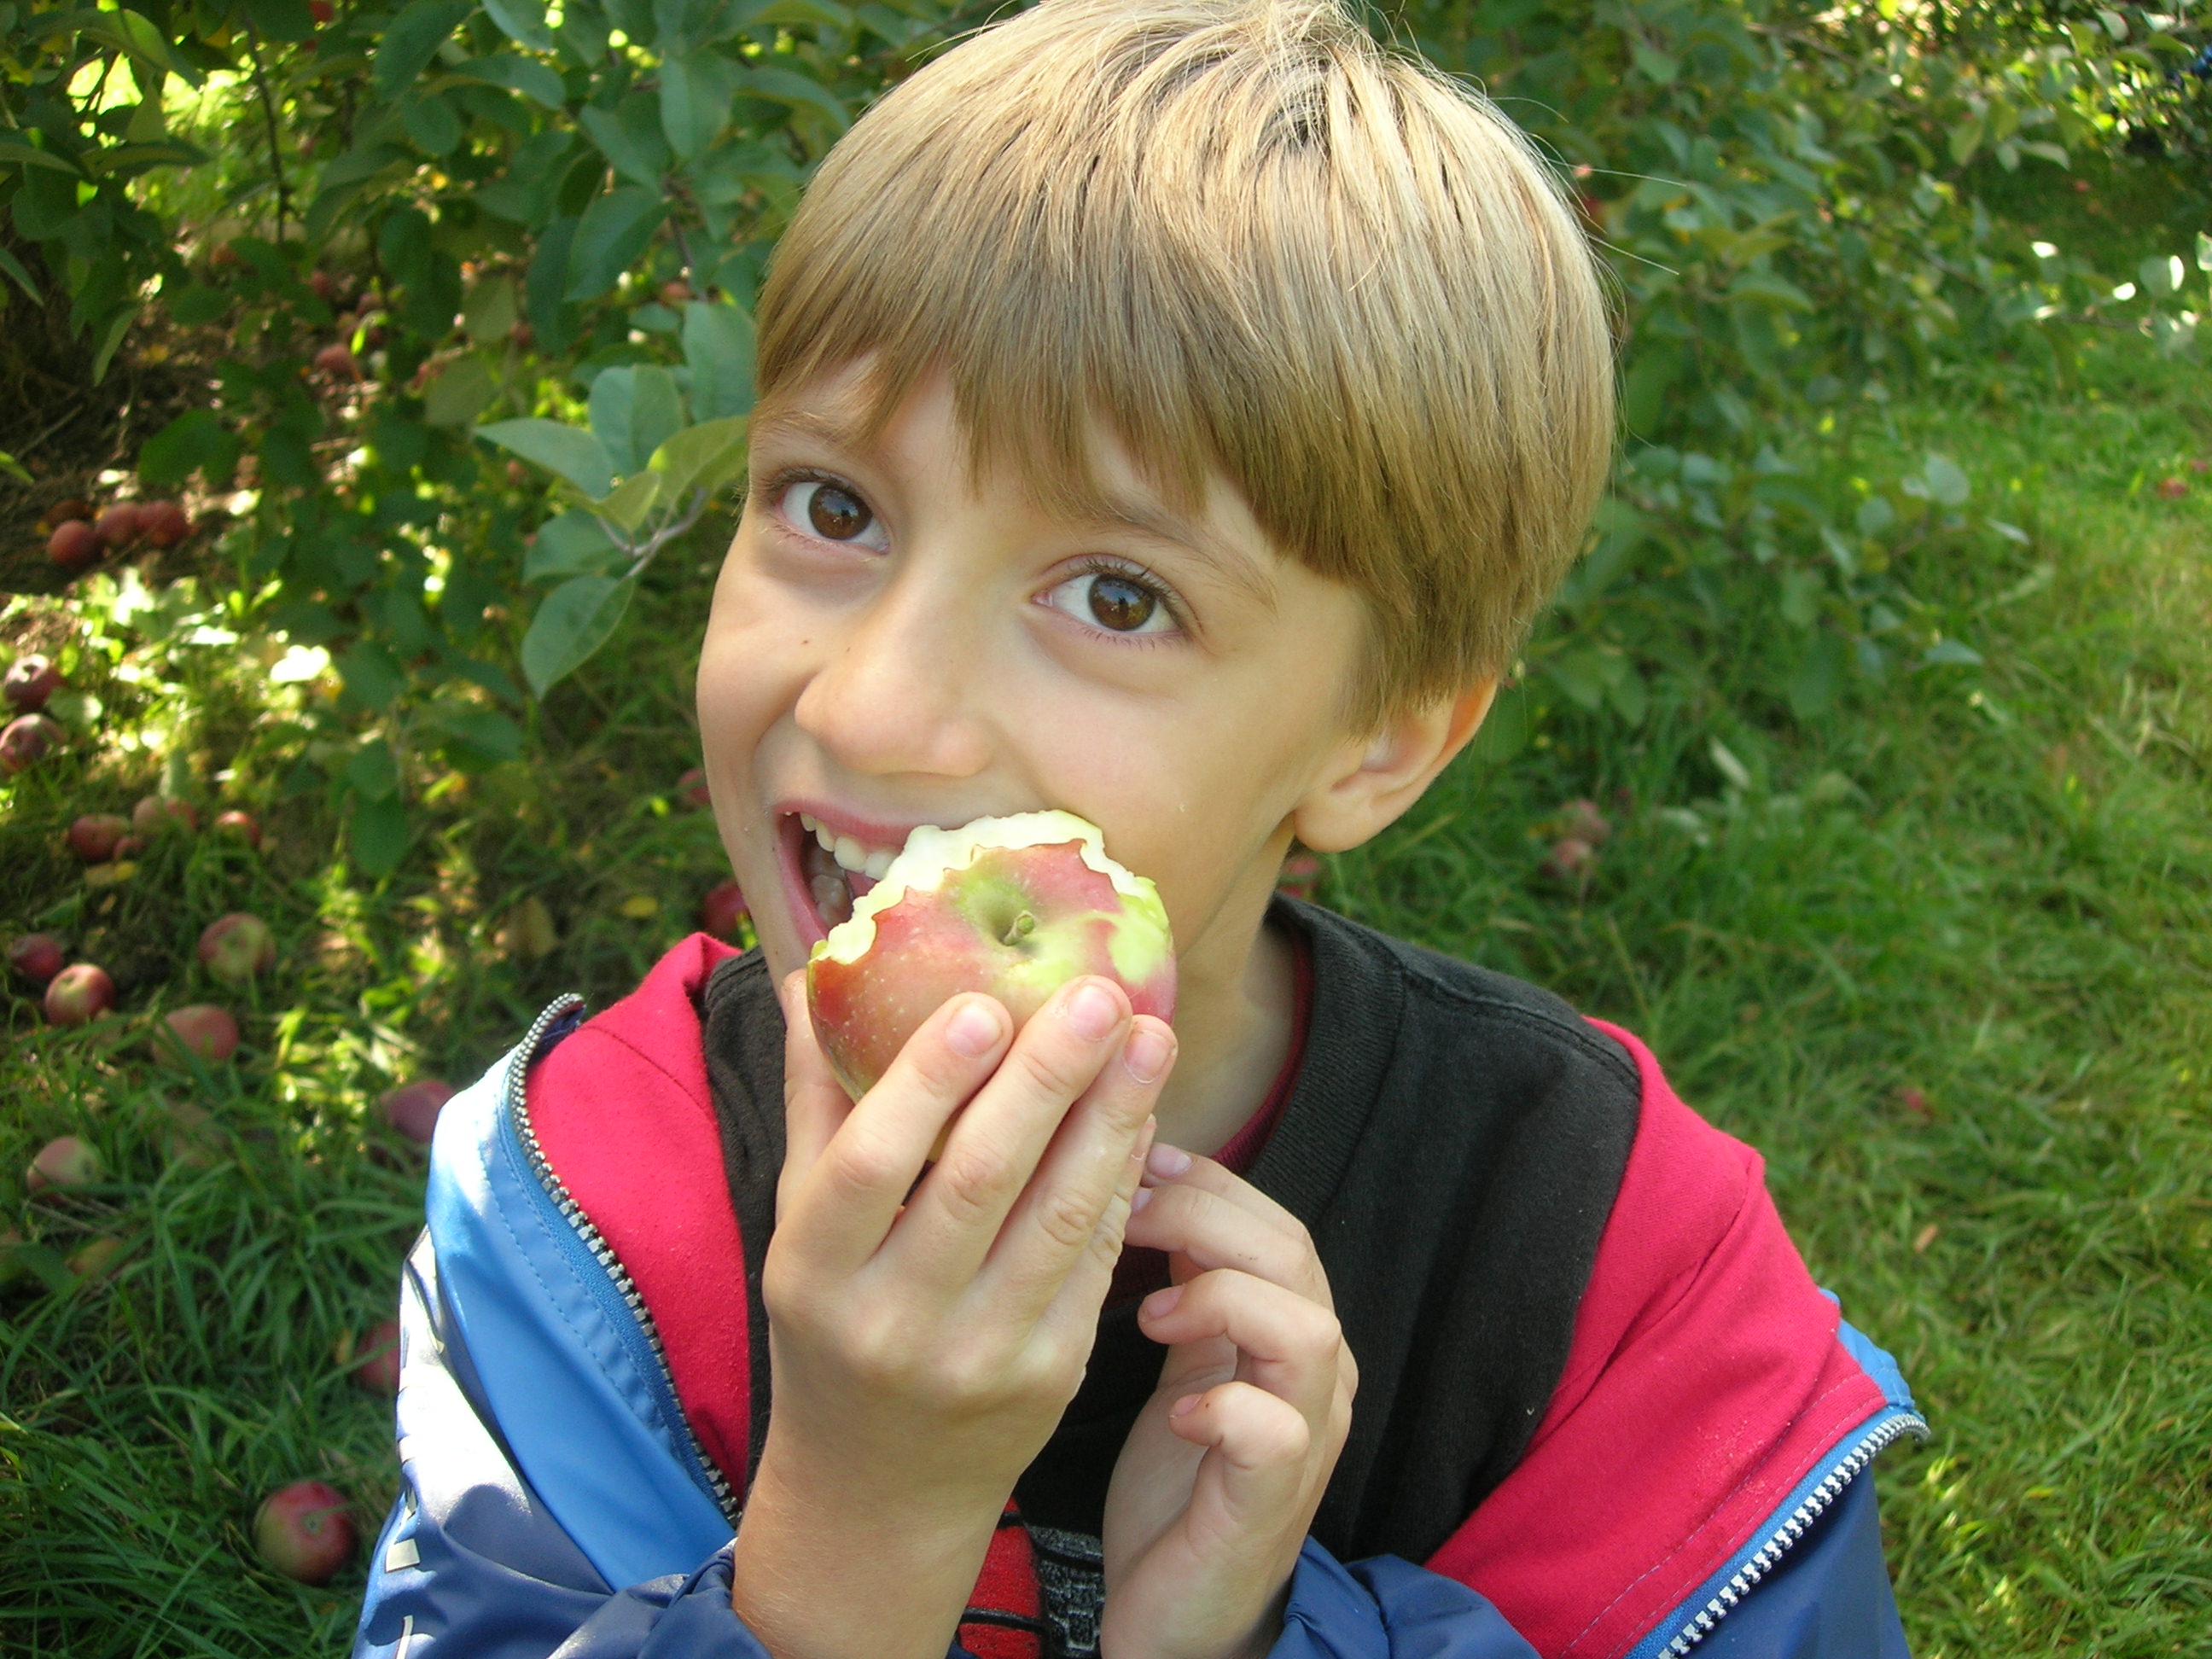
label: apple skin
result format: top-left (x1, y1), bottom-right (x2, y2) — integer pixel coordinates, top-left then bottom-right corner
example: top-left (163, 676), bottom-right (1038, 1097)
top-left (160, 1004), bottom-right (241, 1065)
top-left (95, 504), bottom-right (141, 548)
top-left (67, 813), bottom-right (131, 863)
top-left (28, 1134), bottom-right (104, 1192)
top-left (44, 963), bottom-right (115, 1026)
top-left (4, 654), bottom-right (61, 711)
top-left (381, 1078), bottom-right (455, 1144)
top-left (314, 343), bottom-right (362, 380)
top-left (48, 520), bottom-right (101, 570)
top-left (134, 795), bottom-right (200, 835)
top-left (698, 878), bottom-right (748, 940)
top-left (1, 713), bottom-right (62, 774)
top-left (1541, 836), bottom-right (1597, 883)
top-left (353, 1317), bottom-right (402, 1394)
top-left (198, 913), bottom-right (276, 983)
top-left (253, 1480), bottom-right (357, 1586)
top-left (138, 500), bottom-right (190, 549)
top-left (806, 812), bottom-right (1176, 1114)
top-left (9, 933), bottom-right (66, 982)
top-left (212, 808), bottom-right (262, 848)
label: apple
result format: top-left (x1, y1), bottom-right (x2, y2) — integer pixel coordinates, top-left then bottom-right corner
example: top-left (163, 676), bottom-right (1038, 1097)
top-left (380, 1078), bottom-right (455, 1144)
top-left (677, 766), bottom-right (711, 806)
top-left (1541, 837), bottom-right (1596, 883)
top-left (309, 0), bottom-right (335, 25)
top-left (67, 813), bottom-right (131, 863)
top-left (1276, 851), bottom-right (1321, 901)
top-left (134, 795), bottom-right (200, 834)
top-left (68, 1237), bottom-right (127, 1281)
top-left (309, 268), bottom-right (337, 301)
top-left (806, 811), bottom-right (1176, 1122)
top-left (9, 933), bottom-right (65, 982)
top-left (138, 500), bottom-right (190, 549)
top-left (2, 713), bottom-right (63, 774)
top-left (353, 1317), bottom-right (402, 1394)
top-left (253, 1480), bottom-right (356, 1585)
top-left (159, 1004), bottom-right (240, 1065)
top-left (2156, 476), bottom-right (2187, 500)
top-left (314, 343), bottom-right (362, 380)
top-left (212, 808), bottom-right (263, 848)
top-left (504, 459), bottom-right (529, 487)
top-left (49, 519), bottom-right (101, 570)
top-left (1560, 798), bottom-right (1613, 847)
top-left (4, 655), bottom-right (61, 711)
top-left (28, 1135), bottom-right (103, 1192)
top-left (699, 878), bottom-right (748, 940)
top-left (44, 963), bottom-right (115, 1025)
top-left (48, 496), bottom-right (91, 525)
top-left (661, 278), bottom-right (694, 304)
top-left (95, 504), bottom-right (142, 548)
top-left (198, 913), bottom-right (276, 983)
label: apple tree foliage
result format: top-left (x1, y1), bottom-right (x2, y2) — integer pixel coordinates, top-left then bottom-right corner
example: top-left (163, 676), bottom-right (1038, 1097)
top-left (0, 0), bottom-right (2205, 873)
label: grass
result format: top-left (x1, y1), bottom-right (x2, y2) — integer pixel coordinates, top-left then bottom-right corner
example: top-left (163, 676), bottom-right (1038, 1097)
top-left (4, 323), bottom-right (2209, 1653)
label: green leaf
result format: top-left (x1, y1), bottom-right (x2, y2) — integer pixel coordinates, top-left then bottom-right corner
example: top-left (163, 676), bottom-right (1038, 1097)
top-left (481, 0), bottom-right (556, 51)
top-left (0, 137), bottom-right (83, 175)
top-left (749, 0), bottom-right (854, 25)
top-left (733, 64), bottom-right (850, 133)
top-left (1727, 270), bottom-right (1814, 311)
top-left (682, 299), bottom-right (754, 420)
top-left (84, 9), bottom-right (195, 81)
top-left (351, 790), bottom-right (411, 879)
top-left (661, 50), bottom-right (742, 161)
top-left (564, 186), bottom-right (667, 302)
top-left (525, 509), bottom-right (621, 581)
top-left (336, 642), bottom-right (406, 710)
top-left (239, 0), bottom-right (317, 44)
top-left (521, 574), bottom-right (637, 695)
top-left (137, 408), bottom-right (241, 487)
top-left (375, 0), bottom-right (477, 98)
top-left (0, 242), bottom-right (42, 304)
top-left (474, 419), bottom-right (616, 498)
top-left (591, 469), bottom-right (664, 533)
top-left (1629, 44), bottom-right (1678, 84)
top-left (1922, 453), bottom-right (1971, 509)
top-left (424, 356), bottom-right (500, 426)
top-left (348, 737), bottom-right (402, 800)
top-left (427, 705), bottom-right (525, 765)
top-left (588, 364), bottom-right (685, 474)
top-left (1544, 647), bottom-right (1610, 713)
top-left (463, 275), bottom-right (520, 341)
top-left (526, 214), bottom-right (579, 352)
top-left (579, 96), bottom-right (672, 187)
top-left (649, 414), bottom-right (748, 500)
top-left (1920, 637), bottom-right (1984, 668)
top-left (451, 54), bottom-right (568, 110)
top-left (404, 90), bottom-right (466, 156)
top-left (90, 308), bottom-right (135, 387)
top-left (1787, 631), bottom-right (1847, 720)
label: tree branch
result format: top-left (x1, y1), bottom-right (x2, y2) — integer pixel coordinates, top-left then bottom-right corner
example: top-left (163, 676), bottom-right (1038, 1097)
top-left (243, 26), bottom-right (292, 243)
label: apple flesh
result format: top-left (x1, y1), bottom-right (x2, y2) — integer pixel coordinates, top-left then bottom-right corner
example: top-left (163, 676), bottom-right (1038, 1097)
top-left (44, 963), bottom-right (115, 1025)
top-left (253, 1480), bottom-right (356, 1585)
top-left (806, 811), bottom-right (1176, 1132)
top-left (9, 933), bottom-right (66, 982)
top-left (199, 913), bottom-right (276, 983)
top-left (4, 654), bottom-right (61, 711)
top-left (160, 1004), bottom-right (241, 1065)
top-left (380, 1078), bottom-right (455, 1144)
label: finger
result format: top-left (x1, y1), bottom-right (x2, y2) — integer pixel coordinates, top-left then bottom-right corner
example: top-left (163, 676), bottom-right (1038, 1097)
top-left (1136, 1269), bottom-right (1345, 1429)
top-left (894, 978), bottom-right (1140, 1284)
top-left (1165, 1382), bottom-right (1316, 1557)
top-left (777, 989), bottom-right (1012, 1275)
top-left (1123, 1178), bottom-right (1333, 1311)
top-left (1139, 1144), bottom-right (1307, 1241)
top-left (1033, 1108), bottom-right (1161, 1350)
top-left (777, 971), bottom-right (855, 1191)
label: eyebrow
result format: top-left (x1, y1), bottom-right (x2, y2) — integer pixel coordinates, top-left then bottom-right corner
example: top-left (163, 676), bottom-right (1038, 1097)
top-left (749, 405), bottom-right (1280, 613)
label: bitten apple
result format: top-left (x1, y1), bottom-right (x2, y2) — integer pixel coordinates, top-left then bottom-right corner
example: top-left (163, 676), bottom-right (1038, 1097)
top-left (4, 654), bottom-right (61, 711)
top-left (806, 812), bottom-right (1175, 1130)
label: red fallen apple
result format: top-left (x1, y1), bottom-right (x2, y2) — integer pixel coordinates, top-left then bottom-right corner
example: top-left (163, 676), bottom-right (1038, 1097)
top-left (2155, 476), bottom-right (2187, 500)
top-left (138, 500), bottom-right (190, 549)
top-left (67, 813), bottom-right (131, 863)
top-left (48, 519), bottom-right (101, 570)
top-left (2190, 457), bottom-right (2209, 476)
top-left (1560, 798), bottom-right (1613, 847)
top-left (212, 808), bottom-right (263, 848)
top-left (67, 1236), bottom-right (128, 1281)
top-left (308, 0), bottom-right (335, 23)
top-left (4, 655), bottom-right (62, 711)
top-left (308, 268), bottom-right (337, 300)
top-left (677, 766), bottom-right (711, 806)
top-left (44, 963), bottom-right (115, 1025)
top-left (27, 1134), bottom-right (103, 1192)
top-left (112, 834), bottom-right (145, 859)
top-left (95, 504), bottom-right (141, 548)
top-left (381, 1078), bottom-right (455, 1144)
top-left (1, 713), bottom-right (63, 773)
top-left (159, 1004), bottom-right (241, 1065)
top-left (806, 812), bottom-right (1176, 1148)
top-left (253, 1480), bottom-right (356, 1586)
top-left (48, 496), bottom-right (91, 526)
top-left (1276, 851), bottom-right (1322, 901)
top-left (1541, 836), bottom-right (1597, 883)
top-left (198, 913), bottom-right (276, 984)
top-left (699, 878), bottom-right (748, 940)
top-left (134, 795), bottom-right (200, 834)
top-left (314, 343), bottom-right (362, 380)
top-left (354, 1317), bottom-right (402, 1394)
top-left (9, 933), bottom-right (66, 982)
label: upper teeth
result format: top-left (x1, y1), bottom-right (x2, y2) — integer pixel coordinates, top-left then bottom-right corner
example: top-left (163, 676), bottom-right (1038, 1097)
top-left (798, 812), bottom-right (899, 881)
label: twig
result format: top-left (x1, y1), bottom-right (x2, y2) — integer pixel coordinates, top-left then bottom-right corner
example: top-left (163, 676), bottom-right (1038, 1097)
top-left (602, 486), bottom-right (712, 579)
top-left (242, 26), bottom-right (291, 243)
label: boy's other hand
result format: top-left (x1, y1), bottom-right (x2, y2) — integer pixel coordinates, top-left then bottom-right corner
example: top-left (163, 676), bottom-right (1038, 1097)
top-left (730, 969), bottom-right (1172, 1659)
top-left (1100, 1149), bottom-right (1356, 1659)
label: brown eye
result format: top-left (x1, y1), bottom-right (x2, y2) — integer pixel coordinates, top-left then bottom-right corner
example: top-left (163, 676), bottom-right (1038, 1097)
top-left (1088, 573), bottom-right (1156, 631)
top-left (806, 482), bottom-right (871, 541)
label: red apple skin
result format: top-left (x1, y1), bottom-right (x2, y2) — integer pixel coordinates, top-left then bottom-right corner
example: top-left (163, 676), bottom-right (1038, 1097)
top-left (253, 1481), bottom-right (356, 1586)
top-left (314, 343), bottom-right (362, 380)
top-left (354, 1317), bottom-right (402, 1394)
top-left (67, 813), bottom-right (131, 863)
top-left (1541, 836), bottom-right (1597, 883)
top-left (9, 933), bottom-right (66, 982)
top-left (807, 828), bottom-right (1176, 1106)
top-left (381, 1078), bottom-right (455, 1144)
top-left (698, 879), bottom-right (748, 940)
top-left (1, 713), bottom-right (62, 774)
top-left (95, 504), bottom-right (142, 548)
top-left (198, 913), bottom-right (276, 984)
top-left (48, 520), bottom-right (101, 570)
top-left (4, 654), bottom-right (61, 711)
top-left (160, 1004), bottom-right (241, 1065)
top-left (48, 496), bottom-right (92, 526)
top-left (27, 1134), bottom-right (103, 1192)
top-left (134, 795), bottom-right (200, 834)
top-left (212, 808), bottom-right (263, 848)
top-left (677, 766), bottom-right (711, 806)
top-left (138, 500), bottom-right (190, 549)
top-left (44, 963), bottom-right (115, 1026)
top-left (1561, 798), bottom-right (1613, 847)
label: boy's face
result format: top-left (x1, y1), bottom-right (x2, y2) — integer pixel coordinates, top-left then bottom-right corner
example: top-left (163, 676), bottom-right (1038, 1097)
top-left (696, 359), bottom-right (1377, 999)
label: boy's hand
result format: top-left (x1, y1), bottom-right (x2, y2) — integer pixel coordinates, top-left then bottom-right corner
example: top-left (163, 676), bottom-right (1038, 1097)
top-left (730, 969), bottom-right (1173, 1659)
top-left (1099, 1149), bottom-right (1356, 1659)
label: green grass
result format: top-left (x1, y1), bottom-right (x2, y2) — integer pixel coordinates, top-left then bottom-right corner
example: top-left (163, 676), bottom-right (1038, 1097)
top-left (4, 330), bottom-right (2209, 1655)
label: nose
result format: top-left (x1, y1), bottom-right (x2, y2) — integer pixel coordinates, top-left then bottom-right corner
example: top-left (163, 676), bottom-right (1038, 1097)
top-left (792, 562), bottom-right (996, 781)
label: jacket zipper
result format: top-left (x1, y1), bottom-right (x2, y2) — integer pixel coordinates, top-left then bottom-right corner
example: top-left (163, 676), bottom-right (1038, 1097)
top-left (504, 992), bottom-right (745, 1529)
top-left (1659, 1408), bottom-right (1929, 1655)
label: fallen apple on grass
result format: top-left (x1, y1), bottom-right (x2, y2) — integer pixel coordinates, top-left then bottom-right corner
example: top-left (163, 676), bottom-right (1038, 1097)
top-left (253, 1480), bottom-right (357, 1586)
top-left (138, 500), bottom-right (190, 549)
top-left (806, 811), bottom-right (1175, 1155)
top-left (4, 654), bottom-right (61, 711)
top-left (44, 963), bottom-right (115, 1025)
top-left (212, 808), bottom-right (262, 848)
top-left (159, 1004), bottom-right (241, 1065)
top-left (1, 713), bottom-right (63, 774)
top-left (353, 1318), bottom-right (402, 1394)
top-left (94, 504), bottom-right (141, 549)
top-left (1541, 837), bottom-right (1597, 884)
top-left (699, 878), bottom-right (748, 940)
top-left (48, 520), bottom-right (101, 571)
top-left (67, 1236), bottom-right (128, 1281)
top-left (9, 933), bottom-right (65, 982)
top-left (199, 914), bottom-right (276, 984)
top-left (67, 813), bottom-right (131, 863)
top-left (134, 795), bottom-right (200, 835)
top-left (27, 1135), bottom-right (103, 1192)
top-left (380, 1078), bottom-right (455, 1144)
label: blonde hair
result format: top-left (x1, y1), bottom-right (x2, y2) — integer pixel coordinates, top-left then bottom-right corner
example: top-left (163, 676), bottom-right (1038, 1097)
top-left (754, 0), bottom-right (1614, 734)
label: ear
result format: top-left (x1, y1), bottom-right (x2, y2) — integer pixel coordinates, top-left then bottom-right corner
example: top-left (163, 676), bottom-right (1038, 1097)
top-left (1290, 678), bottom-right (1499, 854)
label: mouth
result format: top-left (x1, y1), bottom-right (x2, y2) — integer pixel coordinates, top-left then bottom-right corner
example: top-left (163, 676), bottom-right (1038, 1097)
top-left (777, 810), bottom-right (905, 946)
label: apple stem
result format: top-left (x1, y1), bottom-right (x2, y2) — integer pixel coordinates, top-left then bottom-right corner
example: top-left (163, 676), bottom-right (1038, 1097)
top-left (1002, 911), bottom-right (1037, 947)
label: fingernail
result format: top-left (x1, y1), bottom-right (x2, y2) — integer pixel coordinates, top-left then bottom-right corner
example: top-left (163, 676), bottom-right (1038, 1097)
top-left (947, 1001), bottom-right (1004, 1057)
top-left (1142, 1284), bottom-right (1181, 1319)
top-left (1169, 1393), bottom-right (1201, 1419)
top-left (1148, 1143), bottom-right (1192, 1179)
top-left (1130, 1185), bottom-right (1154, 1213)
top-left (1122, 1025), bottom-right (1173, 1083)
top-left (1065, 981), bottom-right (1119, 1040)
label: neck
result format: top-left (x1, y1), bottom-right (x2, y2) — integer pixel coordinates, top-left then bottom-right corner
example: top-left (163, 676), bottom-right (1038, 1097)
top-left (1150, 900), bottom-right (1296, 1160)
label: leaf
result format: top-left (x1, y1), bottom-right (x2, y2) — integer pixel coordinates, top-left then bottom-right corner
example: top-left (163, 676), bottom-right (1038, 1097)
top-left (579, 97), bottom-right (672, 188)
top-left (84, 9), bottom-right (195, 81)
top-left (475, 419), bottom-right (616, 498)
top-left (649, 414), bottom-right (748, 501)
top-left (1707, 737), bottom-right (1754, 792)
top-left (0, 242), bottom-right (42, 304)
top-left (1629, 44), bottom-right (1679, 84)
top-left (1787, 631), bottom-right (1846, 720)
top-left (375, 0), bottom-right (477, 99)
top-left (683, 299), bottom-right (755, 420)
top-left (521, 574), bottom-right (637, 695)
top-left (588, 365), bottom-right (685, 474)
top-left (661, 50), bottom-right (743, 161)
top-left (481, 0), bottom-right (556, 51)
top-left (749, 0), bottom-right (854, 25)
top-left (0, 138), bottom-right (83, 175)
top-left (137, 408), bottom-right (240, 487)
top-left (424, 356), bottom-right (499, 426)
top-left (348, 738), bottom-right (402, 800)
top-left (352, 791), bottom-right (411, 879)
top-left (90, 308), bottom-right (135, 387)
top-left (1920, 637), bottom-right (1984, 668)
top-left (525, 510), bottom-right (621, 581)
top-left (451, 54), bottom-right (568, 110)
top-left (564, 186), bottom-right (668, 302)
top-left (1543, 648), bottom-right (1610, 713)
top-left (427, 706), bottom-right (525, 765)
top-left (336, 642), bottom-right (406, 710)
top-left (1922, 453), bottom-right (1971, 508)
top-left (526, 215), bottom-right (579, 348)
top-left (404, 90), bottom-right (465, 156)
top-left (591, 469), bottom-right (664, 533)
top-left (734, 64), bottom-right (850, 132)
top-left (462, 275), bottom-right (519, 341)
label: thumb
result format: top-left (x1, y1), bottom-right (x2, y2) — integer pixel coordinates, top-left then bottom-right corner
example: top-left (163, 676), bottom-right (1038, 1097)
top-left (777, 968), bottom-right (855, 1210)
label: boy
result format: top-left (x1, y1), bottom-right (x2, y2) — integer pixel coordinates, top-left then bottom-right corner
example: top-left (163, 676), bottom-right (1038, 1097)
top-left (355, 1), bottom-right (1924, 1655)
